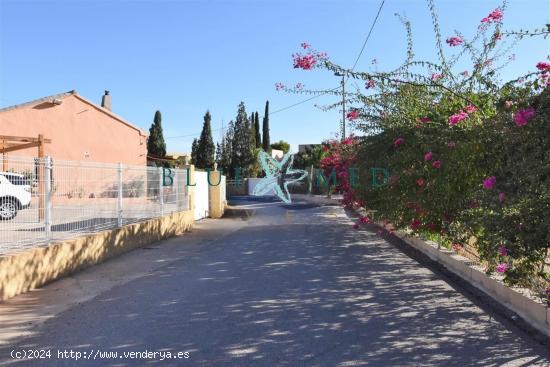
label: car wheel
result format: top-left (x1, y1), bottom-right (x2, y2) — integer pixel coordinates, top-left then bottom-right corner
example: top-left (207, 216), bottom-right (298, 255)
top-left (0, 198), bottom-right (18, 220)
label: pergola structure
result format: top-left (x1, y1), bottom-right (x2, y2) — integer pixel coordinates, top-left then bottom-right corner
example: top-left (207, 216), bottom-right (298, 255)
top-left (0, 134), bottom-right (52, 218)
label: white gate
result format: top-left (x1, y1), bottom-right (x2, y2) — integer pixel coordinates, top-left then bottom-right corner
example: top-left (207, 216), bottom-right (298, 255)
top-left (194, 171), bottom-right (209, 220)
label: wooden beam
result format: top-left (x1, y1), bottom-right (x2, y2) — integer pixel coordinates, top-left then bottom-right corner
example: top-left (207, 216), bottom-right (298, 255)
top-left (0, 141), bottom-right (40, 154)
top-left (0, 135), bottom-right (51, 144)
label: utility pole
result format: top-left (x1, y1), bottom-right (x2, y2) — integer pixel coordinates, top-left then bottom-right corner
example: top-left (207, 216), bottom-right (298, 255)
top-left (335, 72), bottom-right (346, 141)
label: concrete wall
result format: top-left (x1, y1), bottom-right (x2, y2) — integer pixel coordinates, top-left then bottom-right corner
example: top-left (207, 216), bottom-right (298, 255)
top-left (208, 171), bottom-right (226, 218)
top-left (0, 93), bottom-right (147, 165)
top-left (0, 209), bottom-right (193, 301)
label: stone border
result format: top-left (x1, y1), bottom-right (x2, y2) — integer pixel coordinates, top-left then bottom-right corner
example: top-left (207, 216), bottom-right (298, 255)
top-left (293, 195), bottom-right (550, 338)
top-left (0, 209), bottom-right (194, 301)
top-left (380, 224), bottom-right (550, 338)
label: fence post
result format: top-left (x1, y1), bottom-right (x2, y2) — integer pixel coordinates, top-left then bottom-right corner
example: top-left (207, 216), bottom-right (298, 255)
top-left (174, 169), bottom-right (179, 211)
top-left (44, 156), bottom-right (52, 238)
top-left (158, 166), bottom-right (164, 216)
top-left (117, 163), bottom-right (123, 227)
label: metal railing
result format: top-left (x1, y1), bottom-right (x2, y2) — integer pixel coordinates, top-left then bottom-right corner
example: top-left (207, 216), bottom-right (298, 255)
top-left (0, 155), bottom-right (189, 256)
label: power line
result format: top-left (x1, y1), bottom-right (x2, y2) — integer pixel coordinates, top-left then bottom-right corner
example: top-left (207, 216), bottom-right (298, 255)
top-left (269, 87), bottom-right (340, 116)
top-left (166, 0), bottom-right (386, 140)
top-left (350, 0), bottom-right (386, 72)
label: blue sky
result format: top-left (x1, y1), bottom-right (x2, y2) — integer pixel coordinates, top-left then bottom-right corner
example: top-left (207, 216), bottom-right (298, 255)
top-left (1, 0), bottom-right (548, 154)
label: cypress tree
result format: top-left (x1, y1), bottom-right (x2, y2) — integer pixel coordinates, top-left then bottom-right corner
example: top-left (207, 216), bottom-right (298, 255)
top-left (147, 110), bottom-right (167, 159)
top-left (195, 111), bottom-right (215, 169)
top-left (191, 138), bottom-right (198, 165)
top-left (231, 102), bottom-right (254, 176)
top-left (262, 101), bottom-right (270, 152)
top-left (250, 113), bottom-right (257, 148)
top-left (254, 111), bottom-right (261, 148)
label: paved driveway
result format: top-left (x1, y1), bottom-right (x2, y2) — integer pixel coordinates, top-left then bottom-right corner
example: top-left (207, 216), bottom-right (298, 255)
top-left (0, 199), bottom-right (549, 366)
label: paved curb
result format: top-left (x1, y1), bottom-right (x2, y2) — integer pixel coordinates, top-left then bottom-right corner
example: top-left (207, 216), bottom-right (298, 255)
top-left (279, 194), bottom-right (550, 339)
top-left (375, 223), bottom-right (550, 339)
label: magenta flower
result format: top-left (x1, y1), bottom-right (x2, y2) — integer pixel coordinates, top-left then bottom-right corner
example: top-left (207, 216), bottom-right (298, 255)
top-left (419, 117), bottom-right (431, 123)
top-left (483, 176), bottom-right (496, 190)
top-left (275, 82), bottom-right (286, 91)
top-left (346, 110), bottom-right (359, 120)
top-left (499, 192), bottom-right (505, 202)
top-left (481, 8), bottom-right (503, 23)
top-left (360, 216), bottom-right (371, 224)
top-left (424, 152), bottom-right (433, 161)
top-left (416, 178), bottom-right (425, 187)
top-left (410, 218), bottom-right (421, 230)
top-left (513, 107), bottom-right (535, 127)
top-left (546, 287), bottom-right (550, 295)
top-left (498, 245), bottom-right (508, 257)
top-left (446, 36), bottom-right (463, 47)
top-left (393, 137), bottom-right (405, 147)
top-left (431, 73), bottom-right (443, 81)
top-left (465, 105), bottom-right (477, 114)
top-left (432, 160), bottom-right (441, 169)
top-left (448, 111), bottom-right (469, 125)
top-left (365, 79), bottom-right (376, 89)
top-left (536, 61), bottom-right (550, 71)
top-left (496, 263), bottom-right (509, 273)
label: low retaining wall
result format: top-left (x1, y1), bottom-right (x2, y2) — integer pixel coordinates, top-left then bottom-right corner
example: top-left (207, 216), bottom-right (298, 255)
top-left (382, 225), bottom-right (550, 338)
top-left (0, 209), bottom-right (194, 301)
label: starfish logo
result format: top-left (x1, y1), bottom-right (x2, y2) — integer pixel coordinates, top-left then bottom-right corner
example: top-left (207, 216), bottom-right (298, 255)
top-left (252, 151), bottom-right (308, 203)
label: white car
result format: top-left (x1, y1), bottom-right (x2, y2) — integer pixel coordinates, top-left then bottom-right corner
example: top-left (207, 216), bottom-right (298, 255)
top-left (0, 172), bottom-right (32, 220)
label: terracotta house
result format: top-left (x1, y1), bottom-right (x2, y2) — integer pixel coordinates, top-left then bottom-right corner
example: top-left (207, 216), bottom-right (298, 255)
top-left (0, 90), bottom-right (148, 165)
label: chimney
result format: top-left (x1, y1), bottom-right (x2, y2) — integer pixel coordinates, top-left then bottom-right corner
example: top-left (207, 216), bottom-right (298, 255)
top-left (101, 90), bottom-right (111, 111)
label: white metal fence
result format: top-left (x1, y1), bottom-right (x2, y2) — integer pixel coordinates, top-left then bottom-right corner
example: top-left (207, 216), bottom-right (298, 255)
top-left (0, 155), bottom-right (190, 256)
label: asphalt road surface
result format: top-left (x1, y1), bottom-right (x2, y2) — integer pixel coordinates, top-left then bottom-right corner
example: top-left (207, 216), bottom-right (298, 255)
top-left (1, 198), bottom-right (549, 366)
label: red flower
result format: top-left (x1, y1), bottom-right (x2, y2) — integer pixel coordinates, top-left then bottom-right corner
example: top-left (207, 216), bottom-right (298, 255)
top-left (410, 218), bottom-right (421, 230)
top-left (419, 117), bottom-right (431, 123)
top-left (536, 62), bottom-right (550, 71)
top-left (416, 178), bottom-right (425, 187)
top-left (432, 160), bottom-right (441, 169)
top-left (346, 110), bottom-right (359, 120)
top-left (393, 137), bottom-right (405, 147)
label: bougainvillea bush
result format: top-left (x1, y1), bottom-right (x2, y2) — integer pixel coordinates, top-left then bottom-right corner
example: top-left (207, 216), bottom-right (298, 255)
top-left (279, 0), bottom-right (550, 299)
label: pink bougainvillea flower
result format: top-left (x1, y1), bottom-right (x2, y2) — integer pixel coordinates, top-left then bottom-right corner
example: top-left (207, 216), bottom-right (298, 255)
top-left (424, 152), bottom-right (433, 161)
top-left (410, 218), bottom-right (421, 230)
top-left (416, 178), bottom-right (425, 187)
top-left (346, 110), bottom-right (359, 120)
top-left (360, 216), bottom-right (371, 224)
top-left (393, 137), bottom-right (405, 147)
top-left (499, 192), bottom-right (505, 202)
top-left (483, 176), bottom-right (496, 189)
top-left (452, 243), bottom-right (463, 252)
top-left (432, 160), bottom-right (441, 169)
top-left (446, 36), bottom-right (463, 47)
top-left (419, 116), bottom-right (431, 123)
top-left (483, 59), bottom-right (493, 67)
top-left (465, 105), bottom-right (477, 114)
top-left (292, 49), bottom-right (328, 70)
top-left (496, 263), bottom-right (509, 273)
top-left (431, 73), bottom-right (443, 81)
top-left (275, 82), bottom-right (286, 91)
top-left (448, 111), bottom-right (469, 125)
top-left (447, 141), bottom-right (456, 148)
top-left (545, 287), bottom-right (550, 295)
top-left (536, 61), bottom-right (550, 71)
top-left (300, 42), bottom-right (310, 49)
top-left (513, 107), bottom-right (535, 127)
top-left (481, 8), bottom-right (503, 23)
top-left (498, 245), bottom-right (508, 257)
top-left (365, 79), bottom-right (376, 89)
